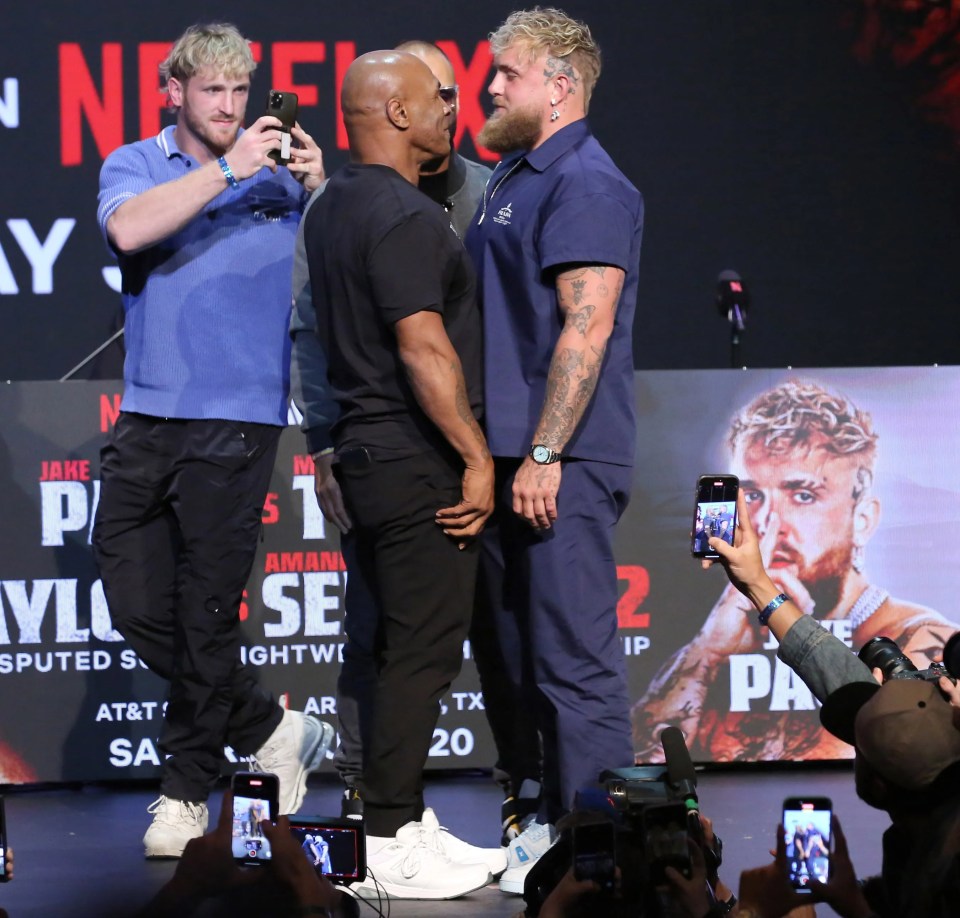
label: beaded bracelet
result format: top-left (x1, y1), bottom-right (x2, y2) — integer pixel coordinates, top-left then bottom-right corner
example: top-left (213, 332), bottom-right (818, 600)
top-left (758, 592), bottom-right (789, 626)
top-left (218, 156), bottom-right (240, 190)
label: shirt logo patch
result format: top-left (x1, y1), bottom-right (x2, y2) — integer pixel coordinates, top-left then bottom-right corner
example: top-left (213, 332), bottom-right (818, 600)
top-left (494, 202), bottom-right (513, 226)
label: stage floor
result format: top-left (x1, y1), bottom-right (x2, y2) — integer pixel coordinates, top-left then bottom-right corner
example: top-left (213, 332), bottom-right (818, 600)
top-left (0, 767), bottom-right (884, 917)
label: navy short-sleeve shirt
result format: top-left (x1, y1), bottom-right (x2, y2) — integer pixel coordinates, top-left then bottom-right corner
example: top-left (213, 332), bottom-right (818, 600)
top-left (465, 120), bottom-right (643, 465)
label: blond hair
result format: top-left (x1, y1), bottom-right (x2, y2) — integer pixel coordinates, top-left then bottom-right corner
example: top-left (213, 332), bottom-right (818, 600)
top-left (160, 22), bottom-right (256, 89)
top-left (489, 7), bottom-right (601, 110)
top-left (730, 380), bottom-right (878, 499)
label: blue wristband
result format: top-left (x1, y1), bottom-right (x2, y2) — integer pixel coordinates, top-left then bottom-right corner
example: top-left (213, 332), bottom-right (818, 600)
top-left (218, 156), bottom-right (240, 190)
top-left (758, 592), bottom-right (789, 626)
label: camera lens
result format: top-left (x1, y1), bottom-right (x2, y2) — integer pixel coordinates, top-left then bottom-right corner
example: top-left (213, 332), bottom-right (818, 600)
top-left (858, 635), bottom-right (918, 680)
top-left (943, 631), bottom-right (960, 679)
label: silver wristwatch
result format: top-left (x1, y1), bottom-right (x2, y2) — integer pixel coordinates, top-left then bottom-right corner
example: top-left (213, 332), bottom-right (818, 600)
top-left (529, 444), bottom-right (562, 464)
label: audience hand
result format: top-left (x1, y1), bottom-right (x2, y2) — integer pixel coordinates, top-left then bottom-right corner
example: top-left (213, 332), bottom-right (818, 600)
top-left (665, 836), bottom-right (713, 917)
top-left (537, 866), bottom-right (603, 918)
top-left (261, 816), bottom-right (341, 912)
top-left (803, 816), bottom-right (874, 918)
top-left (737, 824), bottom-right (810, 918)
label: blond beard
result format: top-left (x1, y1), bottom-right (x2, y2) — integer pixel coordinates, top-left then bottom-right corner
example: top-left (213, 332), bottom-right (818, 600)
top-left (477, 105), bottom-right (543, 153)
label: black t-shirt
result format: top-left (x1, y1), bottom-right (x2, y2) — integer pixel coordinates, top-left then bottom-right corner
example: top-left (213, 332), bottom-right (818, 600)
top-left (303, 163), bottom-right (482, 458)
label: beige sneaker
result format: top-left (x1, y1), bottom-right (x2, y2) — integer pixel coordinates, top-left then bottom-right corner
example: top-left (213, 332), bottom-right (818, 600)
top-left (250, 709), bottom-right (334, 815)
top-left (143, 796), bottom-right (209, 858)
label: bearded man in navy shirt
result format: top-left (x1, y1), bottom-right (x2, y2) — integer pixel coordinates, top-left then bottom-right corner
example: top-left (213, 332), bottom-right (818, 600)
top-left (462, 6), bottom-right (644, 895)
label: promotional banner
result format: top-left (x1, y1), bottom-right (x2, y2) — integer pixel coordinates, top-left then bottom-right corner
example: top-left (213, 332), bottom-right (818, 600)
top-left (3, 367), bottom-right (959, 783)
top-left (624, 366), bottom-right (960, 764)
top-left (0, 382), bottom-right (496, 782)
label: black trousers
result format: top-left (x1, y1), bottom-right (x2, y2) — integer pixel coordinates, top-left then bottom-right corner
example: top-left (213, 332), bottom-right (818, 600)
top-left (92, 413), bottom-right (283, 802)
top-left (335, 448), bottom-right (477, 837)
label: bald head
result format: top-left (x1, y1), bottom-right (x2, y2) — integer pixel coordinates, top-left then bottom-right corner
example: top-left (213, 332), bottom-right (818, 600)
top-left (342, 51), bottom-right (418, 121)
top-left (394, 41), bottom-right (455, 88)
top-left (341, 50), bottom-right (452, 177)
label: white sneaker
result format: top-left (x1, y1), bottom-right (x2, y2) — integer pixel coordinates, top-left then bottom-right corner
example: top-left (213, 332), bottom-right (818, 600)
top-left (143, 796), bottom-right (209, 858)
top-left (353, 822), bottom-right (492, 899)
top-left (250, 709), bottom-right (334, 815)
top-left (420, 807), bottom-right (507, 877)
top-left (498, 821), bottom-right (556, 895)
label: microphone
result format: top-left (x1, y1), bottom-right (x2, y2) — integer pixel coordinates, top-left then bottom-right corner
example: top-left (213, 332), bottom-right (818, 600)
top-left (660, 726), bottom-right (698, 808)
top-left (661, 727), bottom-right (719, 877)
top-left (716, 269), bottom-right (749, 332)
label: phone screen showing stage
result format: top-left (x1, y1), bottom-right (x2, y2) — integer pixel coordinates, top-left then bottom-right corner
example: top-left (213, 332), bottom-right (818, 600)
top-left (692, 475), bottom-right (739, 557)
top-left (231, 792), bottom-right (274, 864)
top-left (784, 798), bottom-right (832, 891)
top-left (289, 821), bottom-right (366, 884)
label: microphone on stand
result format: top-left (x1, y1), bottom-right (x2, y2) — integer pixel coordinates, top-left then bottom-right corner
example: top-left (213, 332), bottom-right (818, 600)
top-left (716, 270), bottom-right (750, 368)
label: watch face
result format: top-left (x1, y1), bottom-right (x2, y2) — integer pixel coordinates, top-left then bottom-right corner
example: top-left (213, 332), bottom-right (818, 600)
top-left (532, 446), bottom-right (549, 462)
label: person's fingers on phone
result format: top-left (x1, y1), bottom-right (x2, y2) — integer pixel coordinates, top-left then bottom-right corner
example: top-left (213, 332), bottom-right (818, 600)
top-left (831, 815), bottom-right (850, 860)
top-left (664, 840), bottom-right (710, 916)
top-left (215, 788), bottom-right (234, 836)
top-left (774, 822), bottom-right (789, 867)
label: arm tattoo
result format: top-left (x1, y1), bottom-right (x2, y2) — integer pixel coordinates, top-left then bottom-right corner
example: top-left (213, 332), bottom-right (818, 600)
top-left (538, 347), bottom-right (582, 448)
top-left (538, 344), bottom-right (605, 449)
top-left (569, 303), bottom-right (595, 336)
top-left (571, 278), bottom-right (586, 304)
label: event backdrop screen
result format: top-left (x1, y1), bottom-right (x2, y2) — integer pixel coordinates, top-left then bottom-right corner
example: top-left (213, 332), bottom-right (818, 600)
top-left (1, 366), bottom-right (958, 783)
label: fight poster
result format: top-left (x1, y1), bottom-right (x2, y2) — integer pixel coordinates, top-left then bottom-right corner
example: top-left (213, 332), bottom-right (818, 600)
top-left (624, 366), bottom-right (960, 764)
top-left (3, 368), bottom-right (960, 783)
top-left (0, 382), bottom-right (493, 783)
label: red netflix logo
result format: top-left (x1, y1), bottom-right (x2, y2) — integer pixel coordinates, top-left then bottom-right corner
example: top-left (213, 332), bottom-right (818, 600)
top-left (58, 39), bottom-right (495, 166)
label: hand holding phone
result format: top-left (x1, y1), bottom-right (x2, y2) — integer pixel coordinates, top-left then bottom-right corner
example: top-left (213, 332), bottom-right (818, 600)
top-left (231, 771), bottom-right (280, 866)
top-left (264, 90), bottom-right (299, 165)
top-left (571, 820), bottom-right (616, 892)
top-left (783, 797), bottom-right (832, 892)
top-left (643, 802), bottom-right (692, 886)
top-left (691, 474), bottom-right (739, 559)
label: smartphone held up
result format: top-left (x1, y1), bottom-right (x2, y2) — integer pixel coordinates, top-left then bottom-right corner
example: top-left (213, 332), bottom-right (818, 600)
top-left (265, 90), bottom-right (298, 165)
top-left (783, 796), bottom-right (832, 892)
top-left (572, 819), bottom-right (616, 892)
top-left (691, 474), bottom-right (739, 559)
top-left (231, 771), bottom-right (279, 866)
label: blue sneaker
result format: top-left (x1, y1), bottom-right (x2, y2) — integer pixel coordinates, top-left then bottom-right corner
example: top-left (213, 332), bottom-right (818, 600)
top-left (498, 821), bottom-right (556, 894)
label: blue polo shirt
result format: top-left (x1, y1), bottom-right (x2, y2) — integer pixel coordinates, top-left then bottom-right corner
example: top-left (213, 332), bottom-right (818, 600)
top-left (97, 126), bottom-right (306, 425)
top-left (465, 120), bottom-right (643, 465)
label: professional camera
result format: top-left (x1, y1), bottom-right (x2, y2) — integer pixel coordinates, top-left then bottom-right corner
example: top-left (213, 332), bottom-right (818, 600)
top-left (858, 634), bottom-right (958, 684)
top-left (522, 728), bottom-right (721, 918)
